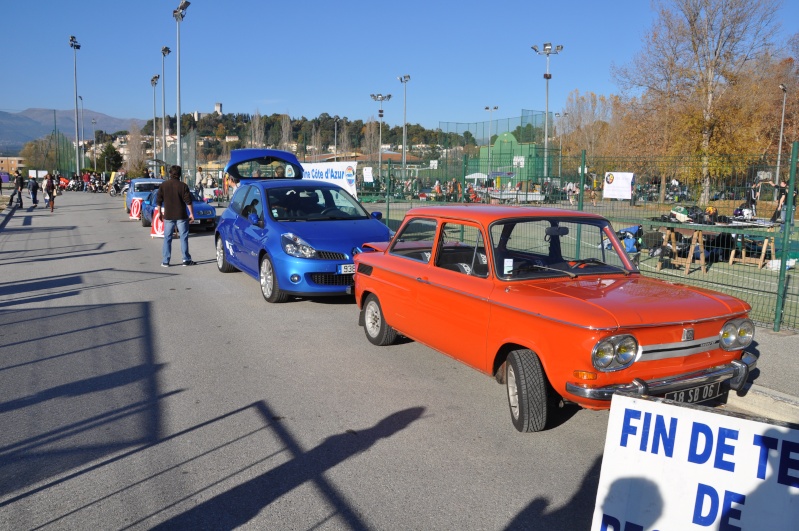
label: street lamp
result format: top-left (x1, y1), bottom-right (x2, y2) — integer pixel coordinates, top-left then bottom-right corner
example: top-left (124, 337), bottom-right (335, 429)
top-left (775, 83), bottom-right (788, 187)
top-left (555, 112), bottom-right (569, 177)
top-left (531, 42), bottom-right (563, 179)
top-left (173, 1), bottom-right (190, 169)
top-left (79, 95), bottom-right (85, 171)
top-left (334, 117), bottom-right (339, 161)
top-left (69, 35), bottom-right (81, 178)
top-left (398, 75), bottom-right (410, 181)
top-left (91, 118), bottom-right (97, 172)
top-left (151, 75), bottom-right (160, 165)
top-left (370, 93), bottom-right (391, 184)
top-left (485, 105), bottom-right (498, 177)
top-left (161, 46), bottom-right (171, 165)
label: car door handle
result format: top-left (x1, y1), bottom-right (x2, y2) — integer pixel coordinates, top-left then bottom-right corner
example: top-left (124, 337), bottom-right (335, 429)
top-left (416, 276), bottom-right (429, 283)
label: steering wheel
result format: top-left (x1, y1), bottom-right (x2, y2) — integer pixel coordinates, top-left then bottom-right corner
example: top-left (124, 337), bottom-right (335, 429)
top-left (321, 207), bottom-right (342, 215)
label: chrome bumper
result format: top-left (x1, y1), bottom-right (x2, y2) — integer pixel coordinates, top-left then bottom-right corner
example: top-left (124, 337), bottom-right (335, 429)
top-left (565, 352), bottom-right (757, 401)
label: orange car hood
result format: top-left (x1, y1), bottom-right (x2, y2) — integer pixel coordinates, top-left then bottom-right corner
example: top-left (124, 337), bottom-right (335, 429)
top-left (502, 275), bottom-right (749, 329)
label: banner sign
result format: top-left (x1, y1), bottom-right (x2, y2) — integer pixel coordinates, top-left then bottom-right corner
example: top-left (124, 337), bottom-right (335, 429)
top-left (363, 167), bottom-right (374, 183)
top-left (592, 394), bottom-right (799, 530)
top-left (301, 161), bottom-right (358, 197)
top-left (603, 172), bottom-right (634, 200)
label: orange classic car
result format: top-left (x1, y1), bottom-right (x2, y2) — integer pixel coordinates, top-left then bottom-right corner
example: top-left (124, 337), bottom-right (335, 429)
top-left (353, 205), bottom-right (756, 432)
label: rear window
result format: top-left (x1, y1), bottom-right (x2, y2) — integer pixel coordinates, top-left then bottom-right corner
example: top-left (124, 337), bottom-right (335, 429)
top-left (134, 182), bottom-right (160, 192)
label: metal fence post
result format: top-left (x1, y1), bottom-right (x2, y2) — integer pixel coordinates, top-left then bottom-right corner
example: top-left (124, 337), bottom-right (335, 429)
top-left (578, 150), bottom-right (586, 211)
top-left (386, 159), bottom-right (391, 226)
top-left (773, 141), bottom-right (798, 332)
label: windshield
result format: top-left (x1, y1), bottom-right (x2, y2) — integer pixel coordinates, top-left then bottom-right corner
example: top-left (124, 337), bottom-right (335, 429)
top-left (134, 182), bottom-right (160, 193)
top-left (490, 217), bottom-right (637, 280)
top-left (265, 185), bottom-right (369, 221)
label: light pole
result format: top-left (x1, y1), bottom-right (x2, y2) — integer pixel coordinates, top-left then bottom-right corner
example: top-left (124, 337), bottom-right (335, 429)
top-left (334, 117), bottom-right (338, 161)
top-left (69, 35), bottom-right (81, 178)
top-left (161, 46), bottom-right (171, 165)
top-left (91, 118), bottom-right (97, 172)
top-left (398, 75), bottom-right (410, 181)
top-left (370, 93), bottom-right (391, 184)
top-left (79, 95), bottom-right (85, 170)
top-left (173, 1), bottom-right (190, 169)
top-left (485, 105), bottom-right (498, 178)
top-left (151, 75), bottom-right (160, 166)
top-left (531, 42), bottom-right (563, 179)
top-left (555, 112), bottom-right (568, 177)
top-left (775, 83), bottom-right (788, 188)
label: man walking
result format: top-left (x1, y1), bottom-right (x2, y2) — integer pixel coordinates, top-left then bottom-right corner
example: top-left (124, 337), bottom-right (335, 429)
top-left (7, 170), bottom-right (25, 208)
top-left (156, 165), bottom-right (195, 267)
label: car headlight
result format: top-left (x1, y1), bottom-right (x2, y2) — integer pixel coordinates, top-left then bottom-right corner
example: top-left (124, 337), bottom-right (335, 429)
top-left (592, 334), bottom-right (640, 371)
top-left (281, 233), bottom-right (317, 258)
top-left (719, 318), bottom-right (755, 351)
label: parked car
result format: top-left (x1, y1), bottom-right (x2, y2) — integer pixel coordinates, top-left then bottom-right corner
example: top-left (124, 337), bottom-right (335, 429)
top-left (215, 149), bottom-right (393, 302)
top-left (125, 178), bottom-right (163, 213)
top-left (353, 205), bottom-right (756, 432)
top-left (140, 189), bottom-right (217, 231)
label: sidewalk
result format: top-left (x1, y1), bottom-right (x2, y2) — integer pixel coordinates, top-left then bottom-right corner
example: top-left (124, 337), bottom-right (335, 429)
top-left (0, 196), bottom-right (796, 426)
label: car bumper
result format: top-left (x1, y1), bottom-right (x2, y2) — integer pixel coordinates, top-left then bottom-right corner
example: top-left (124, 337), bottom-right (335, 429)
top-left (564, 351), bottom-right (756, 401)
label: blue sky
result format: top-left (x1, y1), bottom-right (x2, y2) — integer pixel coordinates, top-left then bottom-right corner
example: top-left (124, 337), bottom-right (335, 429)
top-left (2, 0), bottom-right (797, 129)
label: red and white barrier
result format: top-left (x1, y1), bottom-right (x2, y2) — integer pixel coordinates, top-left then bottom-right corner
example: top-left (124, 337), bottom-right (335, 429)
top-left (129, 198), bottom-right (142, 220)
top-left (150, 207), bottom-right (164, 238)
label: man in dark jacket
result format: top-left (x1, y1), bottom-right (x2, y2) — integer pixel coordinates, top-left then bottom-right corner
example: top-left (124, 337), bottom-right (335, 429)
top-left (7, 170), bottom-right (25, 208)
top-left (156, 165), bottom-right (195, 267)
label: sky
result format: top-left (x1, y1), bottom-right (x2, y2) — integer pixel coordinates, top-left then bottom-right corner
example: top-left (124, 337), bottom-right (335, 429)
top-left (2, 0), bottom-right (797, 130)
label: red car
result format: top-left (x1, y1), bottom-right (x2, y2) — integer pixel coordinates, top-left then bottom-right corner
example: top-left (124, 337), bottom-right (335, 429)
top-left (353, 206), bottom-right (756, 432)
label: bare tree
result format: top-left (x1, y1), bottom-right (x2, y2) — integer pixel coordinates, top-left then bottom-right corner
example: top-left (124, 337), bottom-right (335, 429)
top-left (311, 123), bottom-right (322, 159)
top-left (615, 0), bottom-right (781, 202)
top-left (126, 122), bottom-right (148, 176)
top-left (339, 120), bottom-right (351, 157)
top-left (364, 118), bottom-right (378, 160)
top-left (280, 114), bottom-right (292, 151)
top-left (251, 110), bottom-right (264, 148)
top-left (562, 90), bottom-right (613, 162)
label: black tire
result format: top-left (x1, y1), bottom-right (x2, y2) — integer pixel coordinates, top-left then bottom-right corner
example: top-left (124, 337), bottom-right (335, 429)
top-left (506, 349), bottom-right (557, 432)
top-left (215, 236), bottom-right (237, 273)
top-left (141, 212), bottom-right (151, 228)
top-left (362, 294), bottom-right (397, 346)
top-left (260, 255), bottom-right (288, 303)
top-left (109, 189), bottom-right (117, 197)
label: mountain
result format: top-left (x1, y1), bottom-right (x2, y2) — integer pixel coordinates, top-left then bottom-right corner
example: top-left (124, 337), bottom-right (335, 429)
top-left (0, 108), bottom-right (145, 155)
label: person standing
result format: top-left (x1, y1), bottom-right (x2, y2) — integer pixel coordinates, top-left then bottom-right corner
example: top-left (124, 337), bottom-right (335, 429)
top-left (7, 170), bottom-right (25, 208)
top-left (27, 175), bottom-right (40, 208)
top-left (44, 174), bottom-right (56, 212)
top-left (156, 165), bottom-right (195, 267)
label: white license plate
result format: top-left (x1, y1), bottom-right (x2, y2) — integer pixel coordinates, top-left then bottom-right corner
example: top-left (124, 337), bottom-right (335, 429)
top-left (339, 263), bottom-right (355, 274)
top-left (190, 220), bottom-right (200, 224)
top-left (665, 382), bottom-right (724, 404)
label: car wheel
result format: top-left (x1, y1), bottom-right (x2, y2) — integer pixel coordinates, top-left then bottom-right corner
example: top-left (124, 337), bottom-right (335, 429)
top-left (260, 255), bottom-right (288, 303)
top-left (215, 236), bottom-right (237, 273)
top-left (506, 349), bottom-right (556, 432)
top-left (141, 213), bottom-right (151, 228)
top-left (363, 294), bottom-right (397, 346)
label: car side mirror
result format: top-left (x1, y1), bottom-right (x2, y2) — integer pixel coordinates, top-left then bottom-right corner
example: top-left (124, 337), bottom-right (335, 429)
top-left (248, 213), bottom-right (261, 226)
top-left (371, 211), bottom-right (383, 220)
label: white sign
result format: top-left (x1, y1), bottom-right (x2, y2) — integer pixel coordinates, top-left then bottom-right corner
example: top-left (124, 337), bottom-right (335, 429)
top-left (363, 167), bottom-right (374, 183)
top-left (603, 172), bottom-right (634, 200)
top-left (430, 160), bottom-right (438, 169)
top-left (300, 161), bottom-right (359, 197)
top-left (592, 394), bottom-right (799, 531)
top-left (513, 156), bottom-right (525, 168)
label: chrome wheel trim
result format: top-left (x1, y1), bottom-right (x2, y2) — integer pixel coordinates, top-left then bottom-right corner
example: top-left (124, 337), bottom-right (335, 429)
top-left (260, 259), bottom-right (274, 298)
top-left (364, 300), bottom-right (381, 338)
top-left (507, 365), bottom-right (519, 420)
top-left (216, 239), bottom-right (224, 268)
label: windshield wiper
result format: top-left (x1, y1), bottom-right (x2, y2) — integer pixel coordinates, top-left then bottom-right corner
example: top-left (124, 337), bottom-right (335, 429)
top-left (568, 258), bottom-right (630, 276)
top-left (510, 263), bottom-right (577, 279)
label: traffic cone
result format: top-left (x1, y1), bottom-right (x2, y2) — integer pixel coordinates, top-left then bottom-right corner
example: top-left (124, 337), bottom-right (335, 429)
top-left (130, 198), bottom-right (142, 220)
top-left (151, 207), bottom-right (164, 238)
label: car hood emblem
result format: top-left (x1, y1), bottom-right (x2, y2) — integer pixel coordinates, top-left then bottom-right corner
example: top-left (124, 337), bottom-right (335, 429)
top-left (682, 328), bottom-right (694, 341)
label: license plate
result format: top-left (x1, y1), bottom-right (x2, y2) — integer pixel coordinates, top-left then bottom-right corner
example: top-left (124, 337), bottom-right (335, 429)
top-left (190, 220), bottom-right (200, 224)
top-left (339, 263), bottom-right (355, 274)
top-left (665, 382), bottom-right (723, 404)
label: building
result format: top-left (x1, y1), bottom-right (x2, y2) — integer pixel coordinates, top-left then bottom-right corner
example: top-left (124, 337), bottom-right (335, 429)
top-left (0, 156), bottom-right (25, 176)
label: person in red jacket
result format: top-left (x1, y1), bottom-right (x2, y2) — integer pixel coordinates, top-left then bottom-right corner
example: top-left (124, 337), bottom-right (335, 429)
top-left (156, 165), bottom-right (195, 267)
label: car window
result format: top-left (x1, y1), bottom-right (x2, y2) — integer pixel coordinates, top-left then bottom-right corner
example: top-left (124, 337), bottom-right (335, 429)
top-left (266, 185), bottom-right (369, 221)
top-left (490, 217), bottom-right (634, 279)
top-left (389, 218), bottom-right (437, 263)
top-left (134, 182), bottom-right (160, 192)
top-left (229, 185), bottom-right (250, 215)
top-left (241, 187), bottom-right (264, 220)
top-left (435, 223), bottom-right (489, 278)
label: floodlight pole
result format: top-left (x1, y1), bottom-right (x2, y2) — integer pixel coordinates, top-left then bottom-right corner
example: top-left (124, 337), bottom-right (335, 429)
top-left (485, 106), bottom-right (498, 177)
top-left (775, 84), bottom-right (788, 186)
top-left (161, 46), bottom-right (171, 165)
top-left (532, 42), bottom-right (563, 179)
top-left (173, 1), bottom-right (190, 169)
top-left (70, 36), bottom-right (81, 178)
top-left (91, 118), bottom-right (97, 172)
top-left (398, 75), bottom-right (410, 180)
top-left (79, 95), bottom-right (85, 170)
top-left (370, 93), bottom-right (391, 184)
top-left (151, 75), bottom-right (159, 165)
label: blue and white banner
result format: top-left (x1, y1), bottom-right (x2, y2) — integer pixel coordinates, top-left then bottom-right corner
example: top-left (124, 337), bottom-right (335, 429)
top-left (301, 161), bottom-right (359, 197)
top-left (592, 394), bottom-right (799, 530)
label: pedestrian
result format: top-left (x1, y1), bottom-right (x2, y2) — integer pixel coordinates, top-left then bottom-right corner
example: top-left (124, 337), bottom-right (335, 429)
top-left (195, 166), bottom-right (204, 197)
top-left (748, 181), bottom-right (760, 218)
top-left (590, 187), bottom-right (597, 207)
top-left (44, 174), bottom-right (56, 212)
top-left (27, 175), bottom-right (40, 208)
top-left (7, 170), bottom-right (24, 208)
top-left (156, 165), bottom-right (195, 267)
top-left (773, 179), bottom-right (797, 230)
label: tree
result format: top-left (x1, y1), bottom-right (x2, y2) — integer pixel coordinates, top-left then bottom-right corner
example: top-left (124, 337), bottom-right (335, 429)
top-left (280, 114), bottom-right (292, 151)
top-left (98, 143), bottom-right (123, 172)
top-left (251, 110), bottom-right (264, 147)
top-left (125, 122), bottom-right (148, 176)
top-left (615, 0), bottom-right (781, 202)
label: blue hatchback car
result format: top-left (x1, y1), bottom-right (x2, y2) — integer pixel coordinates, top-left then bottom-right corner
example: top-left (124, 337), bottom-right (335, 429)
top-left (140, 189), bottom-right (217, 231)
top-left (125, 178), bottom-right (164, 213)
top-left (215, 149), bottom-right (392, 302)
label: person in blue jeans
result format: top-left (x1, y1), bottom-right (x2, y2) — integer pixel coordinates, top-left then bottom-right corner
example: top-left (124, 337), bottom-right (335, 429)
top-left (156, 165), bottom-right (195, 267)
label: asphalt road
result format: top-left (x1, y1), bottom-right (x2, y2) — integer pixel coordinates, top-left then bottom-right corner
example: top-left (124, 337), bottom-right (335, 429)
top-left (0, 191), bottom-right (794, 530)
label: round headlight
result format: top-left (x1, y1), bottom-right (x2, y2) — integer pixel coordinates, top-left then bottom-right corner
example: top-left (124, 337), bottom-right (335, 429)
top-left (615, 336), bottom-right (638, 365)
top-left (720, 322), bottom-right (738, 350)
top-left (736, 320), bottom-right (755, 348)
top-left (593, 341), bottom-right (615, 369)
